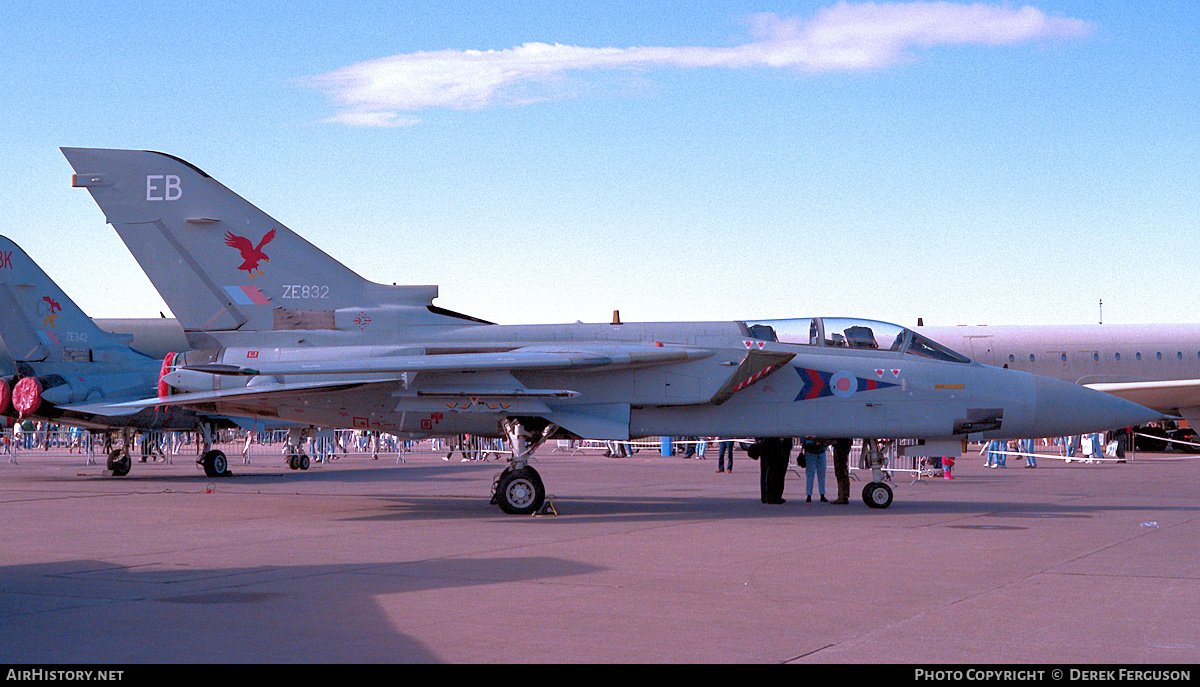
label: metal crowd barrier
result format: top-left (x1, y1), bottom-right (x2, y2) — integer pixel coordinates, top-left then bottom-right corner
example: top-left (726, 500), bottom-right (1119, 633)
top-left (2, 428), bottom-right (101, 464)
top-left (10, 428), bottom-right (1192, 473)
top-left (0, 428), bottom-right (485, 467)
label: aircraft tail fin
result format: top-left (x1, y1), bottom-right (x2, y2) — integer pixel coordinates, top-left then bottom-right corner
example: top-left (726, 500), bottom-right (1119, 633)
top-left (61, 148), bottom-right (444, 334)
top-left (0, 236), bottom-right (135, 364)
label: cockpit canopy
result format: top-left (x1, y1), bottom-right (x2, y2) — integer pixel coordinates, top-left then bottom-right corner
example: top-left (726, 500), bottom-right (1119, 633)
top-left (740, 317), bottom-right (971, 364)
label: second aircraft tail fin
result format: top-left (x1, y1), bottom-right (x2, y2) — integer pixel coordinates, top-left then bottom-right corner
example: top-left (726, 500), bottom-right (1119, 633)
top-left (0, 236), bottom-right (141, 364)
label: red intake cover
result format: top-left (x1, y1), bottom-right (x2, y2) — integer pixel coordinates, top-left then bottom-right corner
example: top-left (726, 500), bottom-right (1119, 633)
top-left (12, 377), bottom-right (43, 417)
top-left (158, 352), bottom-right (177, 399)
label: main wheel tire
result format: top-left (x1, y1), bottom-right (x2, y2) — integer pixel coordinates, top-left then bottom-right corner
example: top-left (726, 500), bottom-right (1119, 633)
top-left (201, 450), bottom-right (228, 478)
top-left (495, 466), bottom-right (545, 515)
top-left (862, 481), bottom-right (893, 509)
top-left (299, 453), bottom-right (310, 470)
top-left (107, 449), bottom-right (131, 477)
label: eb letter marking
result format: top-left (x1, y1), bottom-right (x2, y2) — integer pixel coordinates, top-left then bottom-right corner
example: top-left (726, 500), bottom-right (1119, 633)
top-left (146, 175), bottom-right (182, 201)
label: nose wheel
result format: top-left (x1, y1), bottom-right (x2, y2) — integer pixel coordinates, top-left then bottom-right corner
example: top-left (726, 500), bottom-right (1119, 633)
top-left (281, 427), bottom-right (312, 471)
top-left (286, 449), bottom-right (310, 470)
top-left (862, 481), bottom-right (893, 509)
top-left (861, 438), bottom-right (895, 509)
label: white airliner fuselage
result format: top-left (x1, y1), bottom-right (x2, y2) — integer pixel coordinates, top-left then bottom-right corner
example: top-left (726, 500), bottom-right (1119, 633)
top-left (919, 323), bottom-right (1200, 427)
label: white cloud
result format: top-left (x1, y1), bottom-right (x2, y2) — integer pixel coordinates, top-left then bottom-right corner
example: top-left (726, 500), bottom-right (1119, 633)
top-left (321, 111), bottom-right (422, 128)
top-left (303, 2), bottom-right (1094, 126)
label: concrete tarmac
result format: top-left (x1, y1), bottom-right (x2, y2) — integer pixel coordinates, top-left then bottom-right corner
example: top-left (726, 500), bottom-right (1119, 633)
top-left (1, 444), bottom-right (1197, 664)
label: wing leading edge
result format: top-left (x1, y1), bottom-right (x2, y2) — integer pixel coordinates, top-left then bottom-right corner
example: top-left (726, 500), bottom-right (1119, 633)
top-left (104, 342), bottom-right (798, 414)
top-left (177, 343), bottom-right (717, 378)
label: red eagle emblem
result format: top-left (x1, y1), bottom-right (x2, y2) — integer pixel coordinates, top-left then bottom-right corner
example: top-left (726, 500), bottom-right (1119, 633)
top-left (224, 228), bottom-right (277, 277)
top-left (42, 295), bottom-right (62, 327)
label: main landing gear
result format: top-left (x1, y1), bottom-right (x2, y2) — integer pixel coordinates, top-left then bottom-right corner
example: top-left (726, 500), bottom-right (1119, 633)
top-left (105, 430), bottom-right (133, 477)
top-left (860, 438), bottom-right (894, 509)
top-left (491, 418), bottom-right (558, 515)
top-left (200, 449), bottom-right (229, 478)
top-left (197, 423), bottom-right (231, 478)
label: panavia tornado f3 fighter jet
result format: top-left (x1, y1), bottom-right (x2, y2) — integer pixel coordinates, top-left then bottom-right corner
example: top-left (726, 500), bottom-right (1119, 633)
top-left (61, 147), bottom-right (1163, 513)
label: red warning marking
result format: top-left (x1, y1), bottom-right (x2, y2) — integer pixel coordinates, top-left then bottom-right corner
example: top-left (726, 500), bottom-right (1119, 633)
top-left (730, 364), bottom-right (782, 393)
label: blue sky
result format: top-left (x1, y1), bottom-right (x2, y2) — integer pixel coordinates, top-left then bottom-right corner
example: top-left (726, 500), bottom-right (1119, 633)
top-left (1, 1), bottom-right (1197, 328)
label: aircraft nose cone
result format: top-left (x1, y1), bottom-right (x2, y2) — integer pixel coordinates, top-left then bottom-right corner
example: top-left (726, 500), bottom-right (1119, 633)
top-left (1031, 374), bottom-right (1163, 437)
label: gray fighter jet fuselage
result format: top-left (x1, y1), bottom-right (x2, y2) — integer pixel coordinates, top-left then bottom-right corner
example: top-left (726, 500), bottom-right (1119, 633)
top-left (60, 147), bottom-right (1164, 512)
top-left (156, 315), bottom-right (1148, 444)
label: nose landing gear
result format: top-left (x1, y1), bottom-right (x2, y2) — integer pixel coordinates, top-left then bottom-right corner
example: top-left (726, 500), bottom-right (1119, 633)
top-left (860, 438), bottom-right (895, 509)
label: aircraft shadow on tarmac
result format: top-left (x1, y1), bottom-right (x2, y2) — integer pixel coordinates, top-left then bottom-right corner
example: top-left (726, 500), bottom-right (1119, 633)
top-left (339, 489), bottom-right (1200, 524)
top-left (0, 556), bottom-right (602, 663)
top-left (62, 459), bottom-right (1200, 523)
top-left (72, 459), bottom-right (499, 486)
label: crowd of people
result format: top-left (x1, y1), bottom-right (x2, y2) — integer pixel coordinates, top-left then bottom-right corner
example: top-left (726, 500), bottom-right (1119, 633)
top-left (3, 422), bottom-right (1139, 507)
top-left (672, 436), bottom-right (854, 505)
top-left (668, 430), bottom-right (1137, 506)
top-left (3, 420), bottom-right (90, 454)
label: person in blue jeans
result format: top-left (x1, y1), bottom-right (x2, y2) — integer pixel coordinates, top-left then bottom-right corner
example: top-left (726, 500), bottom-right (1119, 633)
top-left (801, 437), bottom-right (829, 502)
top-left (983, 438), bottom-right (1005, 468)
top-left (1088, 432), bottom-right (1104, 462)
top-left (716, 438), bottom-right (734, 473)
top-left (1022, 438), bottom-right (1037, 468)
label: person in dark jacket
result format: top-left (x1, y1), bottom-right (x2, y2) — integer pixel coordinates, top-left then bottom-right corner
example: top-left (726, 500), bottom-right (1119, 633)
top-left (748, 437), bottom-right (793, 504)
top-left (830, 438), bottom-right (853, 504)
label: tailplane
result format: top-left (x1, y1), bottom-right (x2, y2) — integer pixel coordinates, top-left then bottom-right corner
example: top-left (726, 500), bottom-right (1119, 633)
top-left (61, 147), bottom-right (447, 335)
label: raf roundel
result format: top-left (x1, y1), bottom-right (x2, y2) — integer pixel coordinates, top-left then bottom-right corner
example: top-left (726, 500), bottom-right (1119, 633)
top-left (829, 371), bottom-right (858, 398)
